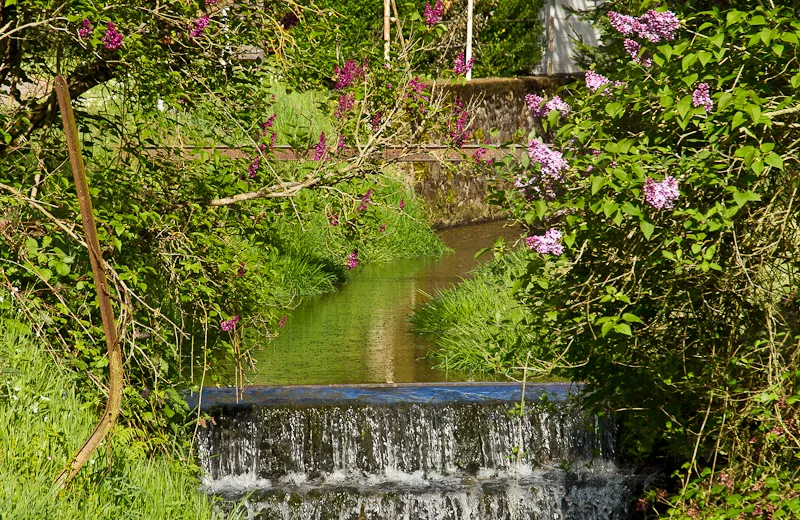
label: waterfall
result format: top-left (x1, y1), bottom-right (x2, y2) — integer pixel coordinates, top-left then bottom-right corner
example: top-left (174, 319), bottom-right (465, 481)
top-left (192, 383), bottom-right (637, 519)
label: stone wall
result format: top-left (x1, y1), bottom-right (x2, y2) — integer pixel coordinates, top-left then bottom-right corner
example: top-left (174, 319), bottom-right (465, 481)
top-left (411, 76), bottom-right (574, 227)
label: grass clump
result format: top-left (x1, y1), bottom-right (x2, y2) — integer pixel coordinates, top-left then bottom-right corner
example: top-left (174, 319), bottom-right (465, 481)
top-left (411, 248), bottom-right (552, 376)
top-left (0, 312), bottom-right (230, 520)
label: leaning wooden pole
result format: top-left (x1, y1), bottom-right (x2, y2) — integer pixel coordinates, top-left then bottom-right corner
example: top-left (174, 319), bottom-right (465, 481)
top-left (53, 75), bottom-right (123, 488)
top-left (383, 0), bottom-right (391, 61)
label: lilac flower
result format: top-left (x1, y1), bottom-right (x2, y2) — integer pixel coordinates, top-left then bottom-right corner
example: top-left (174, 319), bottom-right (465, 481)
top-left (608, 10), bottom-right (679, 42)
top-left (337, 134), bottom-right (347, 151)
top-left (220, 315), bottom-right (240, 332)
top-left (585, 70), bottom-right (610, 93)
top-left (346, 250), bottom-right (359, 270)
top-left (370, 111), bottom-right (382, 132)
top-left (692, 82), bottom-right (713, 112)
top-left (527, 140), bottom-right (568, 180)
top-left (278, 316), bottom-right (287, 328)
top-left (313, 132), bottom-right (328, 161)
top-left (261, 114), bottom-right (276, 132)
top-left (78, 19), bottom-right (93, 40)
top-left (526, 229), bottom-right (564, 256)
top-left (449, 97), bottom-right (471, 147)
top-left (237, 263), bottom-right (246, 277)
top-left (329, 213), bottom-right (339, 226)
top-left (280, 11), bottom-right (299, 29)
top-left (643, 176), bottom-right (680, 209)
top-left (453, 53), bottom-right (474, 75)
top-left (527, 93), bottom-right (570, 118)
top-left (102, 21), bottom-right (124, 50)
top-left (472, 147), bottom-right (488, 163)
top-left (399, 199), bottom-right (405, 210)
top-left (269, 132), bottom-right (277, 149)
top-left (335, 93), bottom-right (355, 119)
top-left (333, 60), bottom-right (365, 90)
top-left (591, 148), bottom-right (601, 156)
top-left (636, 10), bottom-right (679, 42)
top-left (190, 15), bottom-right (209, 38)
top-left (247, 156), bottom-right (260, 178)
top-left (423, 0), bottom-right (443, 25)
top-left (358, 189), bottom-right (372, 211)
top-left (407, 77), bottom-right (429, 104)
top-left (623, 39), bottom-right (652, 67)
top-left (608, 12), bottom-right (636, 35)
top-left (379, 223), bottom-right (387, 233)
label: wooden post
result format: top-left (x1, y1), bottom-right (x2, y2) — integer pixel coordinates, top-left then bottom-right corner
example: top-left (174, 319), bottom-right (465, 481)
top-left (383, 0), bottom-right (391, 62)
top-left (53, 75), bottom-right (123, 489)
top-left (465, 0), bottom-right (474, 81)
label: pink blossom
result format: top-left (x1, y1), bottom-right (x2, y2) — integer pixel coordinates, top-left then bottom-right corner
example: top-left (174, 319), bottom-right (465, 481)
top-left (313, 132), bottom-right (328, 161)
top-left (278, 316), bottom-right (287, 328)
top-left (335, 92), bottom-right (355, 119)
top-left (585, 70), bottom-right (610, 93)
top-left (643, 176), bottom-right (680, 209)
top-left (102, 21), bottom-right (124, 50)
top-left (78, 19), bottom-right (93, 40)
top-left (692, 83), bottom-right (713, 112)
top-left (379, 223), bottom-right (387, 233)
top-left (608, 12), bottom-right (636, 35)
top-left (527, 140), bottom-right (568, 180)
top-left (424, 0), bottom-right (443, 25)
top-left (190, 15), bottom-right (209, 38)
top-left (526, 94), bottom-right (569, 117)
top-left (370, 111), bottom-right (382, 132)
top-left (453, 53), bottom-right (474, 75)
top-left (328, 213), bottom-right (339, 226)
top-left (608, 10), bottom-right (679, 42)
top-left (472, 147), bottom-right (489, 163)
top-left (399, 199), bottom-right (405, 210)
top-left (237, 263), bottom-right (246, 277)
top-left (346, 250), bottom-right (359, 270)
top-left (333, 60), bottom-right (366, 90)
top-left (526, 229), bottom-right (564, 256)
top-left (220, 315), bottom-right (240, 332)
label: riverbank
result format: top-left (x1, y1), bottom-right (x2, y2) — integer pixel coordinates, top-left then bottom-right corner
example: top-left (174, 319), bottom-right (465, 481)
top-left (0, 313), bottom-right (232, 520)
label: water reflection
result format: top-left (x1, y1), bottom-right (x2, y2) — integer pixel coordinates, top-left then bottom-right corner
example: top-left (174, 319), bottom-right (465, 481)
top-left (225, 220), bottom-right (520, 385)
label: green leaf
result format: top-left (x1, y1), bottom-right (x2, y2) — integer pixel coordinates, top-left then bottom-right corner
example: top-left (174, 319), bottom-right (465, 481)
top-left (681, 53), bottom-right (698, 71)
top-left (749, 14), bottom-right (766, 25)
top-left (676, 95), bottom-right (693, 118)
top-left (732, 190), bottom-right (761, 206)
top-left (534, 199), bottom-right (547, 219)
top-left (764, 152), bottom-right (784, 169)
top-left (591, 175), bottom-right (606, 195)
top-left (697, 51), bottom-right (712, 66)
top-left (614, 323), bottom-right (632, 336)
top-left (600, 321), bottom-right (615, 337)
top-left (726, 11), bottom-right (743, 26)
top-left (622, 313), bottom-right (644, 323)
top-left (745, 104), bottom-right (761, 124)
top-left (717, 92), bottom-right (733, 111)
top-left (640, 220), bottom-right (655, 240)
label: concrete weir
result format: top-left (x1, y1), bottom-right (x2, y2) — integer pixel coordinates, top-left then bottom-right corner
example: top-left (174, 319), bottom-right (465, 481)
top-left (192, 382), bottom-right (638, 519)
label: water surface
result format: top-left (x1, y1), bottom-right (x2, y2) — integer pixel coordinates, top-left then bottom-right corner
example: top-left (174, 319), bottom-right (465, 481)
top-left (224, 220), bottom-right (519, 385)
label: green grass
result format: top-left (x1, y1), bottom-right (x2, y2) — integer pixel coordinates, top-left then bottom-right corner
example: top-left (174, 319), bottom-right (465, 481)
top-left (411, 248), bottom-right (553, 375)
top-left (0, 312), bottom-right (232, 520)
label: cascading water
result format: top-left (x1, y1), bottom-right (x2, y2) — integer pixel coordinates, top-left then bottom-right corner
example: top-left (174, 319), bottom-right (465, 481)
top-left (192, 383), bottom-right (638, 519)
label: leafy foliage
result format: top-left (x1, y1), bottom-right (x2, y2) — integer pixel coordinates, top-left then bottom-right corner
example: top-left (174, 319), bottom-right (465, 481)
top-left (477, 1), bottom-right (800, 515)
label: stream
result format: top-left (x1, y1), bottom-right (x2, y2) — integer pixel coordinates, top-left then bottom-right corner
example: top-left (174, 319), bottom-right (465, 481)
top-left (194, 221), bottom-right (640, 519)
top-left (227, 220), bottom-right (519, 386)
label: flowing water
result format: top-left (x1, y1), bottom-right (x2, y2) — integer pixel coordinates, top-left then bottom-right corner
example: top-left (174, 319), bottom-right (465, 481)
top-left (220, 220), bottom-right (520, 385)
top-left (195, 222), bottom-right (640, 519)
top-left (193, 384), bottom-right (637, 519)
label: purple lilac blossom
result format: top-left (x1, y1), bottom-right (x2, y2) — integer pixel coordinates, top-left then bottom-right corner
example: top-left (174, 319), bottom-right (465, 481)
top-left (358, 189), bottom-right (372, 211)
top-left (335, 92), bottom-right (355, 118)
top-left (337, 134), bottom-right (347, 151)
top-left (247, 156), bottom-right (260, 178)
top-left (623, 39), bottom-right (653, 68)
top-left (333, 60), bottom-right (365, 90)
top-left (399, 199), bottom-right (405, 210)
top-left (79, 19), bottom-right (93, 39)
top-left (527, 93), bottom-right (571, 118)
top-left (525, 94), bottom-right (547, 116)
top-left (692, 82), bottom-right (713, 111)
top-left (261, 114), bottom-right (276, 132)
top-left (346, 250), bottom-right (359, 270)
top-left (423, 0), bottom-right (443, 25)
top-left (370, 112), bottom-right (382, 132)
top-left (585, 70), bottom-right (610, 93)
top-left (453, 53), bottom-right (474, 75)
top-left (102, 21), bottom-right (124, 50)
top-left (525, 229), bottom-right (564, 256)
top-left (220, 315), bottom-right (240, 332)
top-left (190, 15), bottom-right (209, 38)
top-left (527, 140), bottom-right (568, 179)
top-left (313, 132), bottom-right (328, 161)
top-left (608, 10), bottom-right (679, 42)
top-left (237, 263), bottom-right (246, 277)
top-left (379, 223), bottom-right (387, 232)
top-left (328, 213), bottom-right (339, 226)
top-left (278, 316), bottom-right (287, 328)
top-left (643, 176), bottom-right (680, 209)
top-left (472, 147), bottom-right (488, 163)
